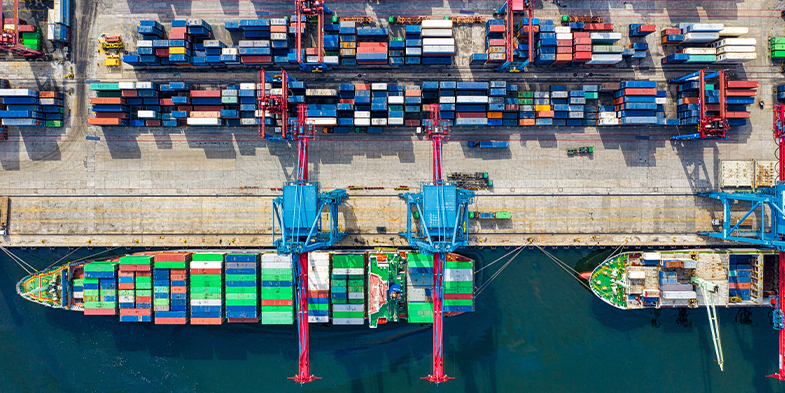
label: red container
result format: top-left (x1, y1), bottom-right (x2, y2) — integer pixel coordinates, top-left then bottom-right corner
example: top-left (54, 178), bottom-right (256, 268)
top-left (39, 91), bottom-right (57, 98)
top-left (487, 24), bottom-right (505, 33)
top-left (155, 252), bottom-right (192, 262)
top-left (169, 32), bottom-right (187, 40)
top-left (270, 25), bottom-right (287, 33)
top-left (228, 318), bottom-right (259, 323)
top-left (638, 24), bottom-right (656, 32)
top-left (192, 105), bottom-right (224, 111)
top-left (191, 318), bottom-right (222, 325)
top-left (726, 112), bottom-right (750, 118)
top-left (190, 90), bottom-right (221, 98)
top-left (262, 299), bottom-right (294, 306)
top-left (159, 98), bottom-right (174, 106)
top-left (118, 283), bottom-right (135, 289)
top-left (517, 26), bottom-right (539, 35)
top-left (535, 110), bottom-right (554, 118)
top-left (155, 318), bottom-right (187, 325)
top-left (551, 54), bottom-right (572, 65)
top-left (726, 81), bottom-right (758, 89)
top-left (405, 119), bottom-right (420, 127)
top-left (171, 26), bottom-right (187, 34)
top-left (241, 55), bottom-right (272, 63)
top-left (622, 88), bottom-right (656, 96)
top-left (662, 28), bottom-right (681, 36)
top-left (681, 97), bottom-right (700, 104)
top-left (573, 37), bottom-right (592, 45)
top-left (137, 271), bottom-right (151, 277)
top-left (308, 290), bottom-right (328, 298)
top-left (176, 105), bottom-right (193, 111)
top-left (155, 48), bottom-right (169, 57)
top-left (405, 89), bottom-right (421, 97)
top-left (120, 309), bottom-right (150, 316)
top-left (574, 45), bottom-right (592, 52)
top-left (339, 99), bottom-right (354, 104)
top-left (557, 46), bottom-right (573, 54)
top-left (573, 32), bottom-right (590, 38)
top-left (17, 24), bottom-right (36, 32)
top-left (145, 120), bottom-right (161, 126)
top-left (444, 293), bottom-right (473, 300)
top-left (94, 112), bottom-right (128, 119)
top-left (455, 112), bottom-right (485, 119)
top-left (488, 38), bottom-right (505, 46)
top-left (356, 45), bottom-right (388, 53)
top-left (191, 268), bottom-right (222, 275)
top-left (88, 118), bottom-right (124, 125)
top-left (305, 48), bottom-right (318, 56)
top-left (354, 84), bottom-right (370, 90)
top-left (84, 308), bottom-right (116, 315)
top-left (171, 286), bottom-right (187, 293)
top-left (556, 40), bottom-right (571, 47)
top-left (91, 97), bottom-right (125, 105)
top-left (121, 90), bottom-right (138, 98)
top-left (519, 118), bottom-right (535, 126)
top-left (504, 104), bottom-right (519, 111)
top-left (726, 89), bottom-right (756, 97)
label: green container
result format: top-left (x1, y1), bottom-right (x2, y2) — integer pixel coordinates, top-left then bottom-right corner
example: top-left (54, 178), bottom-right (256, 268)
top-left (445, 261), bottom-right (473, 269)
top-left (348, 298), bottom-right (364, 304)
top-left (262, 287), bottom-right (293, 299)
top-left (521, 91), bottom-right (533, 98)
top-left (407, 253), bottom-right (433, 268)
top-left (225, 286), bottom-right (257, 293)
top-left (191, 278), bottom-right (221, 285)
top-left (261, 312), bottom-right (293, 325)
top-left (494, 211), bottom-right (512, 219)
top-left (310, 303), bottom-right (328, 311)
top-left (153, 287), bottom-right (169, 293)
top-left (332, 253), bottom-right (364, 268)
top-left (154, 261), bottom-right (187, 269)
top-left (135, 276), bottom-right (152, 282)
top-left (407, 302), bottom-right (434, 323)
top-left (444, 281), bottom-right (473, 293)
top-left (90, 83), bottom-right (120, 91)
top-left (684, 54), bottom-right (717, 63)
top-left (226, 299), bottom-right (257, 306)
top-left (226, 293), bottom-right (256, 300)
top-left (135, 289), bottom-right (152, 297)
top-left (46, 120), bottom-right (64, 127)
top-left (191, 253), bottom-right (225, 261)
top-left (119, 289), bottom-right (135, 296)
top-left (261, 268), bottom-right (291, 275)
top-left (585, 92), bottom-right (598, 99)
top-left (348, 286), bottom-right (364, 293)
top-left (190, 286), bottom-right (222, 293)
top-left (102, 289), bottom-right (117, 296)
top-left (333, 311), bottom-right (364, 319)
top-left (73, 279), bottom-right (85, 285)
top-left (773, 51), bottom-right (785, 58)
top-left (771, 37), bottom-right (785, 44)
top-left (226, 274), bottom-right (256, 281)
top-left (135, 283), bottom-right (151, 290)
top-left (119, 255), bottom-right (153, 264)
top-left (348, 279), bottom-right (364, 286)
top-left (84, 262), bottom-right (115, 272)
top-left (772, 44), bottom-right (785, 51)
top-left (191, 293), bottom-right (222, 300)
top-left (96, 91), bottom-right (122, 97)
top-left (262, 274), bottom-right (294, 281)
top-left (221, 96), bottom-right (238, 104)
top-left (83, 289), bottom-right (100, 296)
top-left (444, 299), bottom-right (473, 306)
top-left (263, 305), bottom-right (293, 312)
top-left (84, 301), bottom-right (116, 309)
top-left (153, 299), bottom-right (169, 305)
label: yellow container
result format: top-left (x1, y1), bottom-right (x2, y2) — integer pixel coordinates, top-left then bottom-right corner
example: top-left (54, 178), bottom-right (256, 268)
top-left (169, 47), bottom-right (187, 55)
top-left (535, 105), bottom-right (551, 111)
top-left (104, 58), bottom-right (120, 67)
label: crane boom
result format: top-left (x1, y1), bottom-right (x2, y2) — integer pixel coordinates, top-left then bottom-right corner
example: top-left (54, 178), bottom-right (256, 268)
top-left (691, 276), bottom-right (724, 371)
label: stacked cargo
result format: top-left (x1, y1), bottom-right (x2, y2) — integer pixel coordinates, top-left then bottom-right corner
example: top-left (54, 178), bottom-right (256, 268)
top-left (190, 253), bottom-right (223, 325)
top-left (455, 82), bottom-right (489, 127)
top-left (629, 24), bottom-right (655, 37)
top-left (128, 21), bottom-right (166, 66)
top-left (334, 84), bottom-right (354, 132)
top-left (406, 253), bottom-right (433, 323)
top-left (388, 36), bottom-right (405, 66)
top-left (443, 256), bottom-right (474, 313)
top-left (324, 23), bottom-right (341, 66)
top-left (225, 253), bottom-right (259, 323)
top-left (0, 88), bottom-right (64, 128)
top-left (307, 253), bottom-right (330, 323)
top-left (518, 88), bottom-right (535, 126)
top-left (331, 253), bottom-right (365, 325)
top-left (165, 20), bottom-right (192, 65)
top-left (658, 270), bottom-right (696, 301)
top-left (421, 19), bottom-right (453, 65)
top-left (712, 37), bottom-right (757, 63)
top-left (261, 253), bottom-right (294, 325)
top-left (662, 23), bottom-right (722, 64)
top-left (571, 31), bottom-right (592, 64)
top-left (772, 37), bottom-right (785, 60)
top-left (552, 25), bottom-right (572, 65)
top-left (675, 79), bottom-right (756, 126)
top-left (47, 0), bottom-right (71, 43)
top-left (40, 91), bottom-right (65, 127)
top-left (339, 21), bottom-right (357, 66)
top-left (404, 85), bottom-right (422, 127)
top-left (534, 91), bottom-right (553, 126)
top-left (613, 81), bottom-right (664, 125)
top-left (188, 88), bottom-right (223, 126)
top-left (82, 261), bottom-right (117, 315)
top-left (485, 19), bottom-right (506, 64)
top-left (88, 83), bottom-right (127, 126)
top-left (154, 252), bottom-right (190, 324)
top-left (387, 84), bottom-right (405, 127)
top-left (357, 28), bottom-right (388, 65)
top-left (269, 18), bottom-right (291, 65)
top-left (660, 28), bottom-right (684, 46)
top-left (588, 31), bottom-right (623, 65)
top-left (353, 85), bottom-right (370, 128)
top-left (495, 81), bottom-right (517, 127)
top-left (533, 20), bottom-right (556, 65)
top-left (583, 85), bottom-right (599, 126)
top-left (370, 83), bottom-right (388, 127)
top-left (117, 255), bottom-right (153, 322)
top-left (237, 23), bottom-right (273, 65)
top-left (405, 25), bottom-right (422, 65)
top-left (778, 85), bottom-right (785, 102)
top-left (436, 81), bottom-right (456, 127)
top-left (728, 258), bottom-right (752, 302)
top-left (514, 17), bottom-right (539, 64)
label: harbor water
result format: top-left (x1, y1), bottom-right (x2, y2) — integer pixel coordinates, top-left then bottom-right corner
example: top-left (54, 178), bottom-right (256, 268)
top-left (0, 247), bottom-right (780, 393)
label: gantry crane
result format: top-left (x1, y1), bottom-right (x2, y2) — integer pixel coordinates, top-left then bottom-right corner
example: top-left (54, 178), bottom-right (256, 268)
top-left (295, 0), bottom-right (332, 72)
top-left (399, 104), bottom-right (474, 384)
top-left (0, 0), bottom-right (45, 56)
top-left (272, 103), bottom-right (347, 384)
top-left (697, 102), bottom-right (785, 380)
top-left (257, 69), bottom-right (290, 140)
top-left (494, 0), bottom-right (533, 72)
top-left (670, 69), bottom-right (729, 141)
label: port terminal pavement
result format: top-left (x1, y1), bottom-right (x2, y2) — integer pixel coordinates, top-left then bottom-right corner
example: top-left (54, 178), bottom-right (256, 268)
top-left (0, 0), bottom-right (783, 248)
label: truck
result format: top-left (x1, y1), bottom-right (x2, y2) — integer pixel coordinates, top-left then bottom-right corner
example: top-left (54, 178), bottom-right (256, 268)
top-left (468, 141), bottom-right (509, 148)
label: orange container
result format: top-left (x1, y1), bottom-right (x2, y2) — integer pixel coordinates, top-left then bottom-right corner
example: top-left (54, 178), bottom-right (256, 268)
top-left (171, 287), bottom-right (187, 293)
top-left (191, 318), bottom-right (222, 325)
top-left (519, 118), bottom-right (535, 126)
top-left (270, 25), bottom-right (287, 33)
top-left (88, 118), bottom-right (124, 126)
top-left (535, 110), bottom-right (554, 118)
top-left (405, 89), bottom-right (421, 97)
top-left (486, 112), bottom-right (502, 119)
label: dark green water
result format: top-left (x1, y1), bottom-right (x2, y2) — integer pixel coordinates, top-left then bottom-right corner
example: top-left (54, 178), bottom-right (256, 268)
top-left (0, 247), bottom-right (781, 393)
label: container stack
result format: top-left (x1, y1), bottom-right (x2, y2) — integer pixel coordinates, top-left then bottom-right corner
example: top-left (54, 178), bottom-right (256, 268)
top-left (518, 89), bottom-right (535, 126)
top-left (190, 253), bottom-right (223, 325)
top-left (0, 89), bottom-right (43, 127)
top-left (588, 31), bottom-right (623, 65)
top-left (660, 28), bottom-right (684, 46)
top-left (485, 19), bottom-right (506, 64)
top-left (167, 20), bottom-right (193, 66)
top-left (82, 262), bottom-right (117, 316)
top-left (514, 17), bottom-right (539, 64)
top-left (406, 253), bottom-right (433, 323)
top-left (405, 25), bottom-right (422, 65)
top-left (307, 253), bottom-right (330, 323)
top-left (773, 37), bottom-right (785, 60)
top-left (629, 24), bottom-right (655, 37)
top-left (117, 255), bottom-right (153, 322)
top-left (388, 36), bottom-right (405, 66)
top-left (443, 257), bottom-right (474, 313)
top-left (225, 253), bottom-right (259, 323)
top-left (550, 85), bottom-right (568, 126)
top-left (613, 81), bottom-right (662, 125)
top-left (322, 25), bottom-right (340, 66)
top-left (39, 91), bottom-right (65, 127)
top-left (712, 37), bottom-right (757, 63)
top-left (457, 82), bottom-right (489, 126)
top-left (385, 84), bottom-right (403, 127)
top-left (494, 81), bottom-right (516, 127)
top-left (353, 85), bottom-right (369, 128)
top-left (271, 18), bottom-right (291, 65)
top-left (533, 20), bottom-right (556, 65)
top-left (188, 88), bottom-right (223, 127)
top-left (88, 83), bottom-right (126, 127)
top-left (335, 84), bottom-right (354, 132)
top-left (778, 85), bottom-right (785, 102)
top-left (404, 85), bottom-right (422, 127)
top-left (583, 85), bottom-right (599, 126)
top-left (47, 0), bottom-right (71, 43)
top-left (552, 25), bottom-right (572, 65)
top-left (357, 28), bottom-right (388, 65)
top-left (339, 21), bottom-right (357, 66)
top-left (134, 21), bottom-right (166, 66)
top-left (676, 79), bottom-right (756, 126)
top-left (331, 253), bottom-right (365, 325)
top-left (421, 19), bottom-right (453, 65)
top-left (728, 259), bottom-right (752, 302)
top-left (571, 31), bottom-right (591, 64)
top-left (153, 252), bottom-right (189, 324)
top-left (370, 83), bottom-right (388, 127)
top-left (534, 91), bottom-right (553, 126)
top-left (260, 253), bottom-right (294, 325)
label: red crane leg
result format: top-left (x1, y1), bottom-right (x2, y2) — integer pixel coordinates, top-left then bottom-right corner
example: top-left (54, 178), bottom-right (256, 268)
top-left (423, 252), bottom-right (453, 384)
top-left (768, 252), bottom-right (785, 380)
top-left (290, 252), bottom-right (319, 384)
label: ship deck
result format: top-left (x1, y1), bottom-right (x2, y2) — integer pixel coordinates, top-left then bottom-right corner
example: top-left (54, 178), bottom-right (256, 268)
top-left (1, 0), bottom-right (784, 247)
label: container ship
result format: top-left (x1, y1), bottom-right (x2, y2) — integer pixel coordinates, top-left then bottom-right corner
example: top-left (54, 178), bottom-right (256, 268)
top-left (17, 250), bottom-right (475, 327)
top-left (589, 249), bottom-right (778, 309)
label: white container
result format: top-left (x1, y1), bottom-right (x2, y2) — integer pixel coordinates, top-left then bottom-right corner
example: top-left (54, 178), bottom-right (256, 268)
top-left (422, 45), bottom-right (454, 54)
top-left (682, 32), bottom-right (720, 43)
top-left (309, 252), bottom-right (330, 263)
top-left (0, 89), bottom-right (36, 96)
top-left (137, 40), bottom-right (153, 48)
top-left (308, 316), bottom-right (329, 323)
top-left (716, 45), bottom-right (756, 54)
top-left (186, 118), bottom-right (222, 126)
top-left (685, 23), bottom-right (723, 33)
top-left (306, 55), bottom-right (319, 63)
top-left (456, 96), bottom-right (489, 104)
top-left (119, 296), bottom-right (135, 303)
top-left (309, 117), bottom-right (337, 126)
top-left (190, 260), bottom-right (223, 269)
top-left (221, 89), bottom-right (237, 97)
top-left (589, 32), bottom-right (622, 41)
top-left (711, 38), bottom-right (756, 47)
top-left (718, 26), bottom-right (748, 36)
top-left (333, 304), bottom-right (364, 312)
top-left (716, 52), bottom-right (756, 63)
top-left (682, 47), bottom-right (715, 55)
top-left (422, 38), bottom-right (455, 46)
top-left (270, 18), bottom-right (288, 26)
top-left (118, 82), bottom-right (136, 90)
top-left (270, 33), bottom-right (288, 40)
top-left (191, 299), bottom-right (222, 306)
top-left (406, 47), bottom-right (422, 56)
top-left (240, 83), bottom-right (256, 90)
top-left (388, 117), bottom-right (404, 125)
top-left (354, 111), bottom-right (370, 118)
top-left (556, 33), bottom-right (573, 40)
top-left (305, 89), bottom-right (337, 96)
top-left (661, 291), bottom-right (697, 300)
top-left (269, 88), bottom-right (283, 96)
top-left (598, 118), bottom-right (619, 126)
top-left (444, 269), bottom-right (473, 281)
top-left (421, 20), bottom-right (453, 29)
top-left (655, 97), bottom-right (667, 104)
top-left (324, 56), bottom-right (339, 65)
top-left (554, 26), bottom-right (571, 33)
top-left (387, 96), bottom-right (404, 104)
top-left (586, 54), bottom-right (623, 64)
top-left (348, 292), bottom-right (364, 299)
top-left (262, 253), bottom-right (289, 263)
top-left (354, 118), bottom-right (370, 126)
top-left (371, 118), bottom-right (388, 126)
top-left (240, 118), bottom-right (257, 126)
top-left (439, 96), bottom-right (456, 104)
top-left (371, 83), bottom-right (388, 91)
top-left (46, 23), bottom-right (55, 41)
top-left (222, 48), bottom-right (238, 55)
top-left (135, 81), bottom-right (156, 89)
top-left (137, 110), bottom-right (156, 118)
top-left (421, 29), bottom-right (453, 37)
top-left (339, 21), bottom-right (356, 28)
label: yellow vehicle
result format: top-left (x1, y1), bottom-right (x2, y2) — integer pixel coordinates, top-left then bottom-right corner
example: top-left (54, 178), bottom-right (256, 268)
top-left (101, 41), bottom-right (123, 50)
top-left (104, 55), bottom-right (120, 67)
